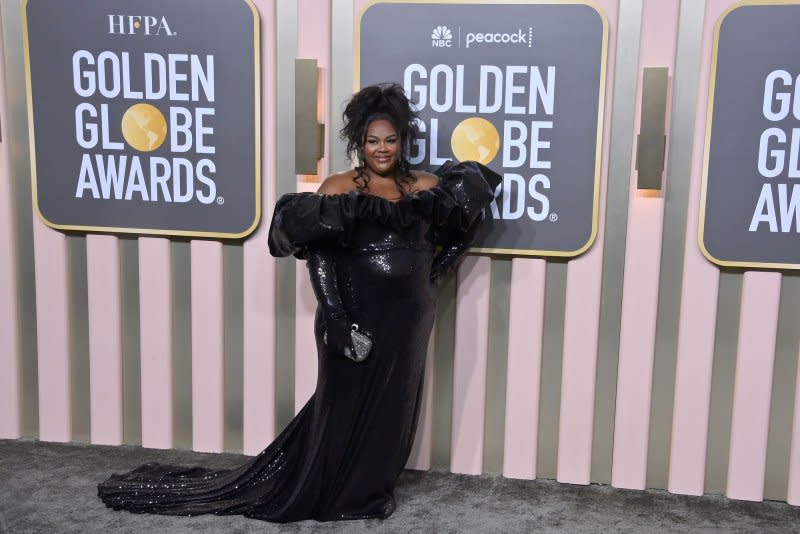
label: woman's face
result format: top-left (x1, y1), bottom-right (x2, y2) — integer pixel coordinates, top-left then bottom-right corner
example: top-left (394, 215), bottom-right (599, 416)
top-left (362, 119), bottom-right (399, 177)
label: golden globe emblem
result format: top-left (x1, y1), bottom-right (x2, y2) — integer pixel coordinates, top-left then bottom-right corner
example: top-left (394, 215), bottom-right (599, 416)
top-left (121, 103), bottom-right (168, 152)
top-left (450, 117), bottom-right (500, 165)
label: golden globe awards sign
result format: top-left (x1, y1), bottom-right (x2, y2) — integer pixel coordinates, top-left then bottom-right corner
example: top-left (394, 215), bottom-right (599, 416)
top-left (358, 1), bottom-right (608, 256)
top-left (23, 0), bottom-right (260, 238)
top-left (700, 2), bottom-right (800, 268)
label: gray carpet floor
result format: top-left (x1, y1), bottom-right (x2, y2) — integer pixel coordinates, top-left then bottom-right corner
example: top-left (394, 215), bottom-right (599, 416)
top-left (1, 439), bottom-right (798, 533)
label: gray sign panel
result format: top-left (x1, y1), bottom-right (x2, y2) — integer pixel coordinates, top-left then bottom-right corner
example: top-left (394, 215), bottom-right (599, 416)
top-left (358, 1), bottom-right (608, 256)
top-left (24, 0), bottom-right (260, 238)
top-left (701, 3), bottom-right (800, 268)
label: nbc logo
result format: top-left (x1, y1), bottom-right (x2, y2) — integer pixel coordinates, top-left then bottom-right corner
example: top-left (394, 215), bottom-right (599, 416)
top-left (431, 25), bottom-right (453, 47)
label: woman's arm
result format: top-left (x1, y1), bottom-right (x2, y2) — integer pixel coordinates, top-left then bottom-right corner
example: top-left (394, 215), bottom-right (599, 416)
top-left (430, 216), bottom-right (482, 286)
top-left (306, 247), bottom-right (353, 356)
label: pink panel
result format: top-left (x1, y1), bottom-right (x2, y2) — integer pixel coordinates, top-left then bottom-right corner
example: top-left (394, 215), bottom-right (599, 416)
top-left (450, 255), bottom-right (491, 475)
top-left (787, 348), bottom-right (800, 506)
top-left (557, 0), bottom-right (617, 486)
top-left (190, 241), bottom-right (224, 452)
top-left (243, 0), bottom-right (278, 456)
top-left (138, 237), bottom-right (173, 449)
top-left (726, 271), bottom-right (781, 501)
top-left (610, 0), bottom-right (679, 490)
top-left (32, 216), bottom-right (71, 442)
top-left (295, 254), bottom-right (318, 412)
top-left (502, 258), bottom-right (546, 479)
top-left (0, 26), bottom-right (21, 439)
top-left (294, 0), bottom-right (331, 413)
top-left (667, 0), bottom-right (732, 496)
top-left (558, 256), bottom-right (602, 485)
top-left (406, 329), bottom-right (436, 471)
top-left (86, 235), bottom-right (123, 445)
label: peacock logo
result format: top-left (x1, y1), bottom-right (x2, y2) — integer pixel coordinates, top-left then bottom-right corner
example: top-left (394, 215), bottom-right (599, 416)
top-left (431, 25), bottom-right (453, 47)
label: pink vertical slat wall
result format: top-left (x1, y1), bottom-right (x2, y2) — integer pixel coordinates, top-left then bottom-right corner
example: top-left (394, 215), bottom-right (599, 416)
top-left (557, 0), bottom-right (616, 486)
top-left (727, 272), bottom-right (782, 500)
top-left (138, 237), bottom-right (174, 449)
top-left (667, 0), bottom-right (730, 496)
top-left (86, 235), bottom-right (123, 445)
top-left (503, 258), bottom-right (546, 479)
top-left (243, 0), bottom-right (278, 455)
top-left (611, 0), bottom-right (679, 490)
top-left (0, 21), bottom-right (22, 439)
top-left (190, 241), bottom-right (225, 452)
top-left (450, 255), bottom-right (491, 475)
top-left (31, 221), bottom-right (71, 441)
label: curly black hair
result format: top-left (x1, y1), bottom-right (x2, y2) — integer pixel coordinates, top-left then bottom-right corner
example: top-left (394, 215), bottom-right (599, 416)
top-left (340, 83), bottom-right (421, 194)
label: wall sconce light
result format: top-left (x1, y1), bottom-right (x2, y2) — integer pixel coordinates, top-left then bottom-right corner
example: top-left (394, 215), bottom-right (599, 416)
top-left (636, 67), bottom-right (669, 190)
top-left (295, 58), bottom-right (325, 175)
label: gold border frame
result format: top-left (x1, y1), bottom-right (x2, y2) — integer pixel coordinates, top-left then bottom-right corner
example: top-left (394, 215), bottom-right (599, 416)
top-left (22, 0), bottom-right (262, 240)
top-left (355, 0), bottom-right (609, 258)
top-left (697, 0), bottom-right (800, 270)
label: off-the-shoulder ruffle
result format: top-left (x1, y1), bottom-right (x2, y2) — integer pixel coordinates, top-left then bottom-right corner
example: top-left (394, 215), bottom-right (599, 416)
top-left (267, 161), bottom-right (501, 258)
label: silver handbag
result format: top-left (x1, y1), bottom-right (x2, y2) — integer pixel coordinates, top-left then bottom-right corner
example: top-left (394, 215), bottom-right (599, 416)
top-left (344, 323), bottom-right (372, 362)
top-left (324, 323), bottom-right (372, 362)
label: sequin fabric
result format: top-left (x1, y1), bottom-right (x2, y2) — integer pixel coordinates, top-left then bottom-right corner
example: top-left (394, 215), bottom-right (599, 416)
top-left (97, 161), bottom-right (501, 522)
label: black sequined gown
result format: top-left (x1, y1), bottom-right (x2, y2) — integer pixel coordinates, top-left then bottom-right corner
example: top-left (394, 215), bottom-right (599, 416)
top-left (97, 161), bottom-right (501, 522)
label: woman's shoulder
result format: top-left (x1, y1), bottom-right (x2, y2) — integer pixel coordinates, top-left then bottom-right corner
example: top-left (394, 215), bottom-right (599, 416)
top-left (317, 170), bottom-right (359, 195)
top-left (410, 170), bottom-right (440, 193)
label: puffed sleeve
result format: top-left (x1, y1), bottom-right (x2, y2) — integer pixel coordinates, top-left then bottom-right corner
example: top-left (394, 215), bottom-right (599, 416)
top-left (431, 160), bottom-right (501, 232)
top-left (267, 192), bottom-right (356, 258)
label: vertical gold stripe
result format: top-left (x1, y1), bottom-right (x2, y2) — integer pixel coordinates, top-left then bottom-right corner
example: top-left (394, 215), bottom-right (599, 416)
top-left (171, 241), bottom-right (193, 450)
top-left (431, 275), bottom-right (456, 470)
top-left (223, 244), bottom-right (244, 453)
top-left (68, 235), bottom-right (90, 443)
top-left (1, 0), bottom-right (38, 438)
top-left (274, 0), bottom-right (299, 430)
top-left (704, 271), bottom-right (742, 493)
top-left (537, 261), bottom-right (567, 479)
top-left (764, 275), bottom-right (800, 501)
top-left (646, 0), bottom-right (708, 490)
top-left (120, 237), bottom-right (141, 445)
top-left (482, 258), bottom-right (511, 474)
top-left (591, 0), bottom-right (642, 485)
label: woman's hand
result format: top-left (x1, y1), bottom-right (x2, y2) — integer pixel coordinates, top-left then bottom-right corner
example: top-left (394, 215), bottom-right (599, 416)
top-left (323, 313), bottom-right (354, 357)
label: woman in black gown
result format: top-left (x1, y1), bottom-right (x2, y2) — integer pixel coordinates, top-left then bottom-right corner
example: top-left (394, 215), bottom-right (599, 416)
top-left (97, 83), bottom-right (501, 522)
